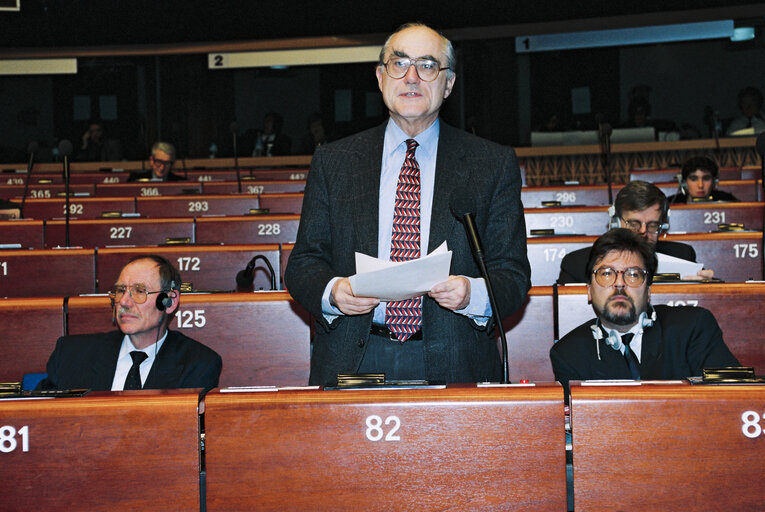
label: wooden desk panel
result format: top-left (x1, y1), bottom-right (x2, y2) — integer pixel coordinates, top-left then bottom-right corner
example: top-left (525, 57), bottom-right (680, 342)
top-left (0, 248), bottom-right (95, 298)
top-left (21, 197), bottom-right (136, 221)
top-left (570, 383), bottom-right (765, 511)
top-left (0, 183), bottom-right (95, 199)
top-left (631, 166), bottom-right (742, 182)
top-left (96, 244), bottom-right (281, 292)
top-left (280, 242), bottom-right (293, 290)
top-left (201, 179), bottom-right (306, 195)
top-left (524, 206), bottom-right (610, 236)
top-left (136, 194), bottom-right (261, 217)
top-left (13, 171), bottom-right (130, 185)
top-left (0, 391), bottom-right (201, 511)
top-left (0, 219), bottom-right (44, 248)
top-left (0, 297), bottom-right (63, 380)
top-left (528, 232), bottom-right (764, 285)
top-left (249, 168), bottom-right (309, 181)
top-left (94, 182), bottom-right (202, 196)
top-left (66, 292), bottom-right (311, 387)
top-left (556, 283), bottom-right (765, 372)
top-left (44, 218), bottom-right (195, 248)
top-left (257, 192), bottom-right (304, 214)
top-left (503, 287), bottom-right (556, 382)
top-left (204, 384), bottom-right (566, 511)
top-left (195, 215), bottom-right (300, 245)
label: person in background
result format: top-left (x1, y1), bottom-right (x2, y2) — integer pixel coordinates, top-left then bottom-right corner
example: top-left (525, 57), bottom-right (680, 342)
top-left (667, 156), bottom-right (738, 203)
top-left (76, 121), bottom-right (122, 161)
top-left (128, 142), bottom-right (185, 182)
top-left (726, 86), bottom-right (765, 136)
top-left (38, 255), bottom-right (221, 391)
top-left (551, 228), bottom-right (738, 390)
top-left (251, 112), bottom-right (291, 156)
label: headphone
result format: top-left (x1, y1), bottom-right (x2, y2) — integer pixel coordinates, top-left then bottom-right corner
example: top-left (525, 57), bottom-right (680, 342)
top-left (608, 203), bottom-right (669, 233)
top-left (590, 307), bottom-right (656, 358)
top-left (155, 280), bottom-right (178, 312)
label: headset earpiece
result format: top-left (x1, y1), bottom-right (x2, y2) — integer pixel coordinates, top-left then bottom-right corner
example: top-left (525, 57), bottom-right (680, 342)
top-left (110, 296), bottom-right (117, 326)
top-left (155, 292), bottom-right (173, 311)
top-left (640, 307), bottom-right (657, 328)
top-left (590, 322), bottom-right (623, 350)
top-left (608, 204), bottom-right (621, 230)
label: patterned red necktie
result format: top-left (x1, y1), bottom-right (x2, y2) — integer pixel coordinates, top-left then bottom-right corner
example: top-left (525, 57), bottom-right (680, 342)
top-left (385, 138), bottom-right (422, 341)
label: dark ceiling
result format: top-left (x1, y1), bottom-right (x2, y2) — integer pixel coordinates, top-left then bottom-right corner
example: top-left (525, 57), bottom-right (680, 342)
top-left (2, 0), bottom-right (764, 49)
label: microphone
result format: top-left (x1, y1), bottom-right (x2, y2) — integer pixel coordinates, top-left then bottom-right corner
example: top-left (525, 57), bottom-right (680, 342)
top-left (58, 139), bottom-right (73, 247)
top-left (231, 122), bottom-right (242, 193)
top-left (597, 116), bottom-right (613, 203)
top-left (19, 141), bottom-right (39, 219)
top-left (236, 254), bottom-right (277, 292)
top-left (756, 133), bottom-right (765, 281)
top-left (450, 194), bottom-right (510, 384)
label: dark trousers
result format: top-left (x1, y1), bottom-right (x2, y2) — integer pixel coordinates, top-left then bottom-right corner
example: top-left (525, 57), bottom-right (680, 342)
top-left (357, 334), bottom-right (426, 381)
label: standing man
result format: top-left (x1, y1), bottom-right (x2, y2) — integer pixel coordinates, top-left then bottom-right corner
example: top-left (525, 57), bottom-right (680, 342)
top-left (128, 142), bottom-right (185, 182)
top-left (285, 23), bottom-right (530, 386)
top-left (38, 255), bottom-right (222, 391)
top-left (550, 229), bottom-right (738, 390)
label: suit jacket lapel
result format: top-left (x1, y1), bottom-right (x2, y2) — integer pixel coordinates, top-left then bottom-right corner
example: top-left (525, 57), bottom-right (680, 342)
top-left (352, 124), bottom-right (385, 258)
top-left (639, 321), bottom-right (665, 379)
top-left (429, 123), bottom-right (469, 253)
top-left (89, 331), bottom-right (122, 390)
top-left (144, 332), bottom-right (184, 389)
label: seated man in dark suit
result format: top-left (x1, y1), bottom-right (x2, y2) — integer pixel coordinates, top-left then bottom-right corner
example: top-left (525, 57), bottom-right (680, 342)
top-left (38, 255), bottom-right (221, 391)
top-left (557, 181), bottom-right (713, 283)
top-left (128, 142), bottom-right (186, 182)
top-left (666, 156), bottom-right (739, 203)
top-left (550, 228), bottom-right (738, 390)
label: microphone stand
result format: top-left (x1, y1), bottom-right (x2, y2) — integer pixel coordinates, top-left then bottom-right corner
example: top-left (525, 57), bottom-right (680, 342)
top-left (757, 133), bottom-right (765, 281)
top-left (599, 122), bottom-right (613, 204)
top-left (461, 212), bottom-right (510, 384)
top-left (63, 153), bottom-right (71, 247)
top-left (236, 254), bottom-right (277, 292)
top-left (231, 122), bottom-right (242, 193)
top-left (19, 146), bottom-right (36, 219)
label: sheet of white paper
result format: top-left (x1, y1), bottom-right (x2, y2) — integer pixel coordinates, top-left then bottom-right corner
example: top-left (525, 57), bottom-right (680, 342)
top-left (349, 242), bottom-right (452, 301)
top-left (656, 252), bottom-right (703, 277)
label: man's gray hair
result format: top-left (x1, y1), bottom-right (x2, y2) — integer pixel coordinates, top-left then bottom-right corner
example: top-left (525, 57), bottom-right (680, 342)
top-left (377, 22), bottom-right (455, 80)
top-left (151, 141), bottom-right (176, 161)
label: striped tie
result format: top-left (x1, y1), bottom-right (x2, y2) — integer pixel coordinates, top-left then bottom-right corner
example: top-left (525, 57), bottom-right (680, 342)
top-left (385, 139), bottom-right (422, 341)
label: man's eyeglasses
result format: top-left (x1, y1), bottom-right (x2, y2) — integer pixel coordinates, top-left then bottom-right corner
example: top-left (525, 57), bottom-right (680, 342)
top-left (621, 219), bottom-right (663, 234)
top-left (592, 267), bottom-right (649, 288)
top-left (109, 284), bottom-right (164, 304)
top-left (151, 157), bottom-right (173, 167)
top-left (383, 57), bottom-right (450, 82)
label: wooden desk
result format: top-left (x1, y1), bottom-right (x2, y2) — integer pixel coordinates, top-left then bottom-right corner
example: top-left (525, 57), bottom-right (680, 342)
top-left (0, 248), bottom-right (95, 297)
top-left (528, 232), bottom-right (764, 285)
top-left (195, 214), bottom-right (300, 245)
top-left (0, 219), bottom-right (44, 248)
top-left (201, 179), bottom-right (305, 195)
top-left (503, 287), bottom-right (556, 382)
top-left (524, 202), bottom-right (765, 236)
top-left (631, 166), bottom-right (742, 182)
top-left (66, 292), bottom-right (311, 387)
top-left (257, 192), bottom-right (304, 215)
top-left (44, 217), bottom-right (195, 248)
top-left (21, 197), bottom-right (136, 220)
top-left (570, 383), bottom-right (765, 511)
top-left (0, 391), bottom-right (201, 511)
top-left (204, 384), bottom-right (566, 511)
top-left (96, 244), bottom-right (281, 292)
top-left (556, 283), bottom-right (765, 372)
top-left (136, 194), bottom-right (261, 217)
top-left (0, 297), bottom-right (63, 380)
top-left (94, 182), bottom-right (203, 196)
top-left (0, 182), bottom-right (95, 199)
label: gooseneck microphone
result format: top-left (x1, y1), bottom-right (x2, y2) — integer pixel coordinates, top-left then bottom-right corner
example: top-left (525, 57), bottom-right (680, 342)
top-left (756, 133), bottom-right (765, 281)
top-left (450, 194), bottom-right (510, 384)
top-left (19, 141), bottom-right (39, 219)
top-left (58, 139), bottom-right (73, 247)
top-left (231, 122), bottom-right (242, 193)
top-left (598, 117), bottom-right (613, 204)
top-left (236, 254), bottom-right (277, 292)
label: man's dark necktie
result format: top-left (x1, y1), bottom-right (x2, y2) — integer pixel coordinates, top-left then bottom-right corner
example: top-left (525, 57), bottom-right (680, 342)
top-left (385, 138), bottom-right (422, 342)
top-left (621, 333), bottom-right (640, 380)
top-left (123, 351), bottom-right (148, 390)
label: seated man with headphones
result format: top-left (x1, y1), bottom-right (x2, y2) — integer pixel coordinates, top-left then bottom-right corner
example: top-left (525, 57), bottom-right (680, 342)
top-left (38, 255), bottom-right (222, 391)
top-left (667, 155), bottom-right (739, 203)
top-left (557, 180), bottom-right (713, 283)
top-left (550, 228), bottom-right (738, 390)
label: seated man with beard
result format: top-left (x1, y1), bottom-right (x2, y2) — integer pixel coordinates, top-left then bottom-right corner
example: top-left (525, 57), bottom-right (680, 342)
top-left (549, 228), bottom-right (738, 390)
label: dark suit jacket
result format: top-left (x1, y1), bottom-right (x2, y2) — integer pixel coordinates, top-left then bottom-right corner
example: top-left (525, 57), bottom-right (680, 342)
top-left (285, 120), bottom-right (531, 386)
top-left (549, 305), bottom-right (739, 389)
top-left (127, 170), bottom-right (186, 182)
top-left (557, 240), bottom-right (697, 284)
top-left (38, 330), bottom-right (222, 391)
